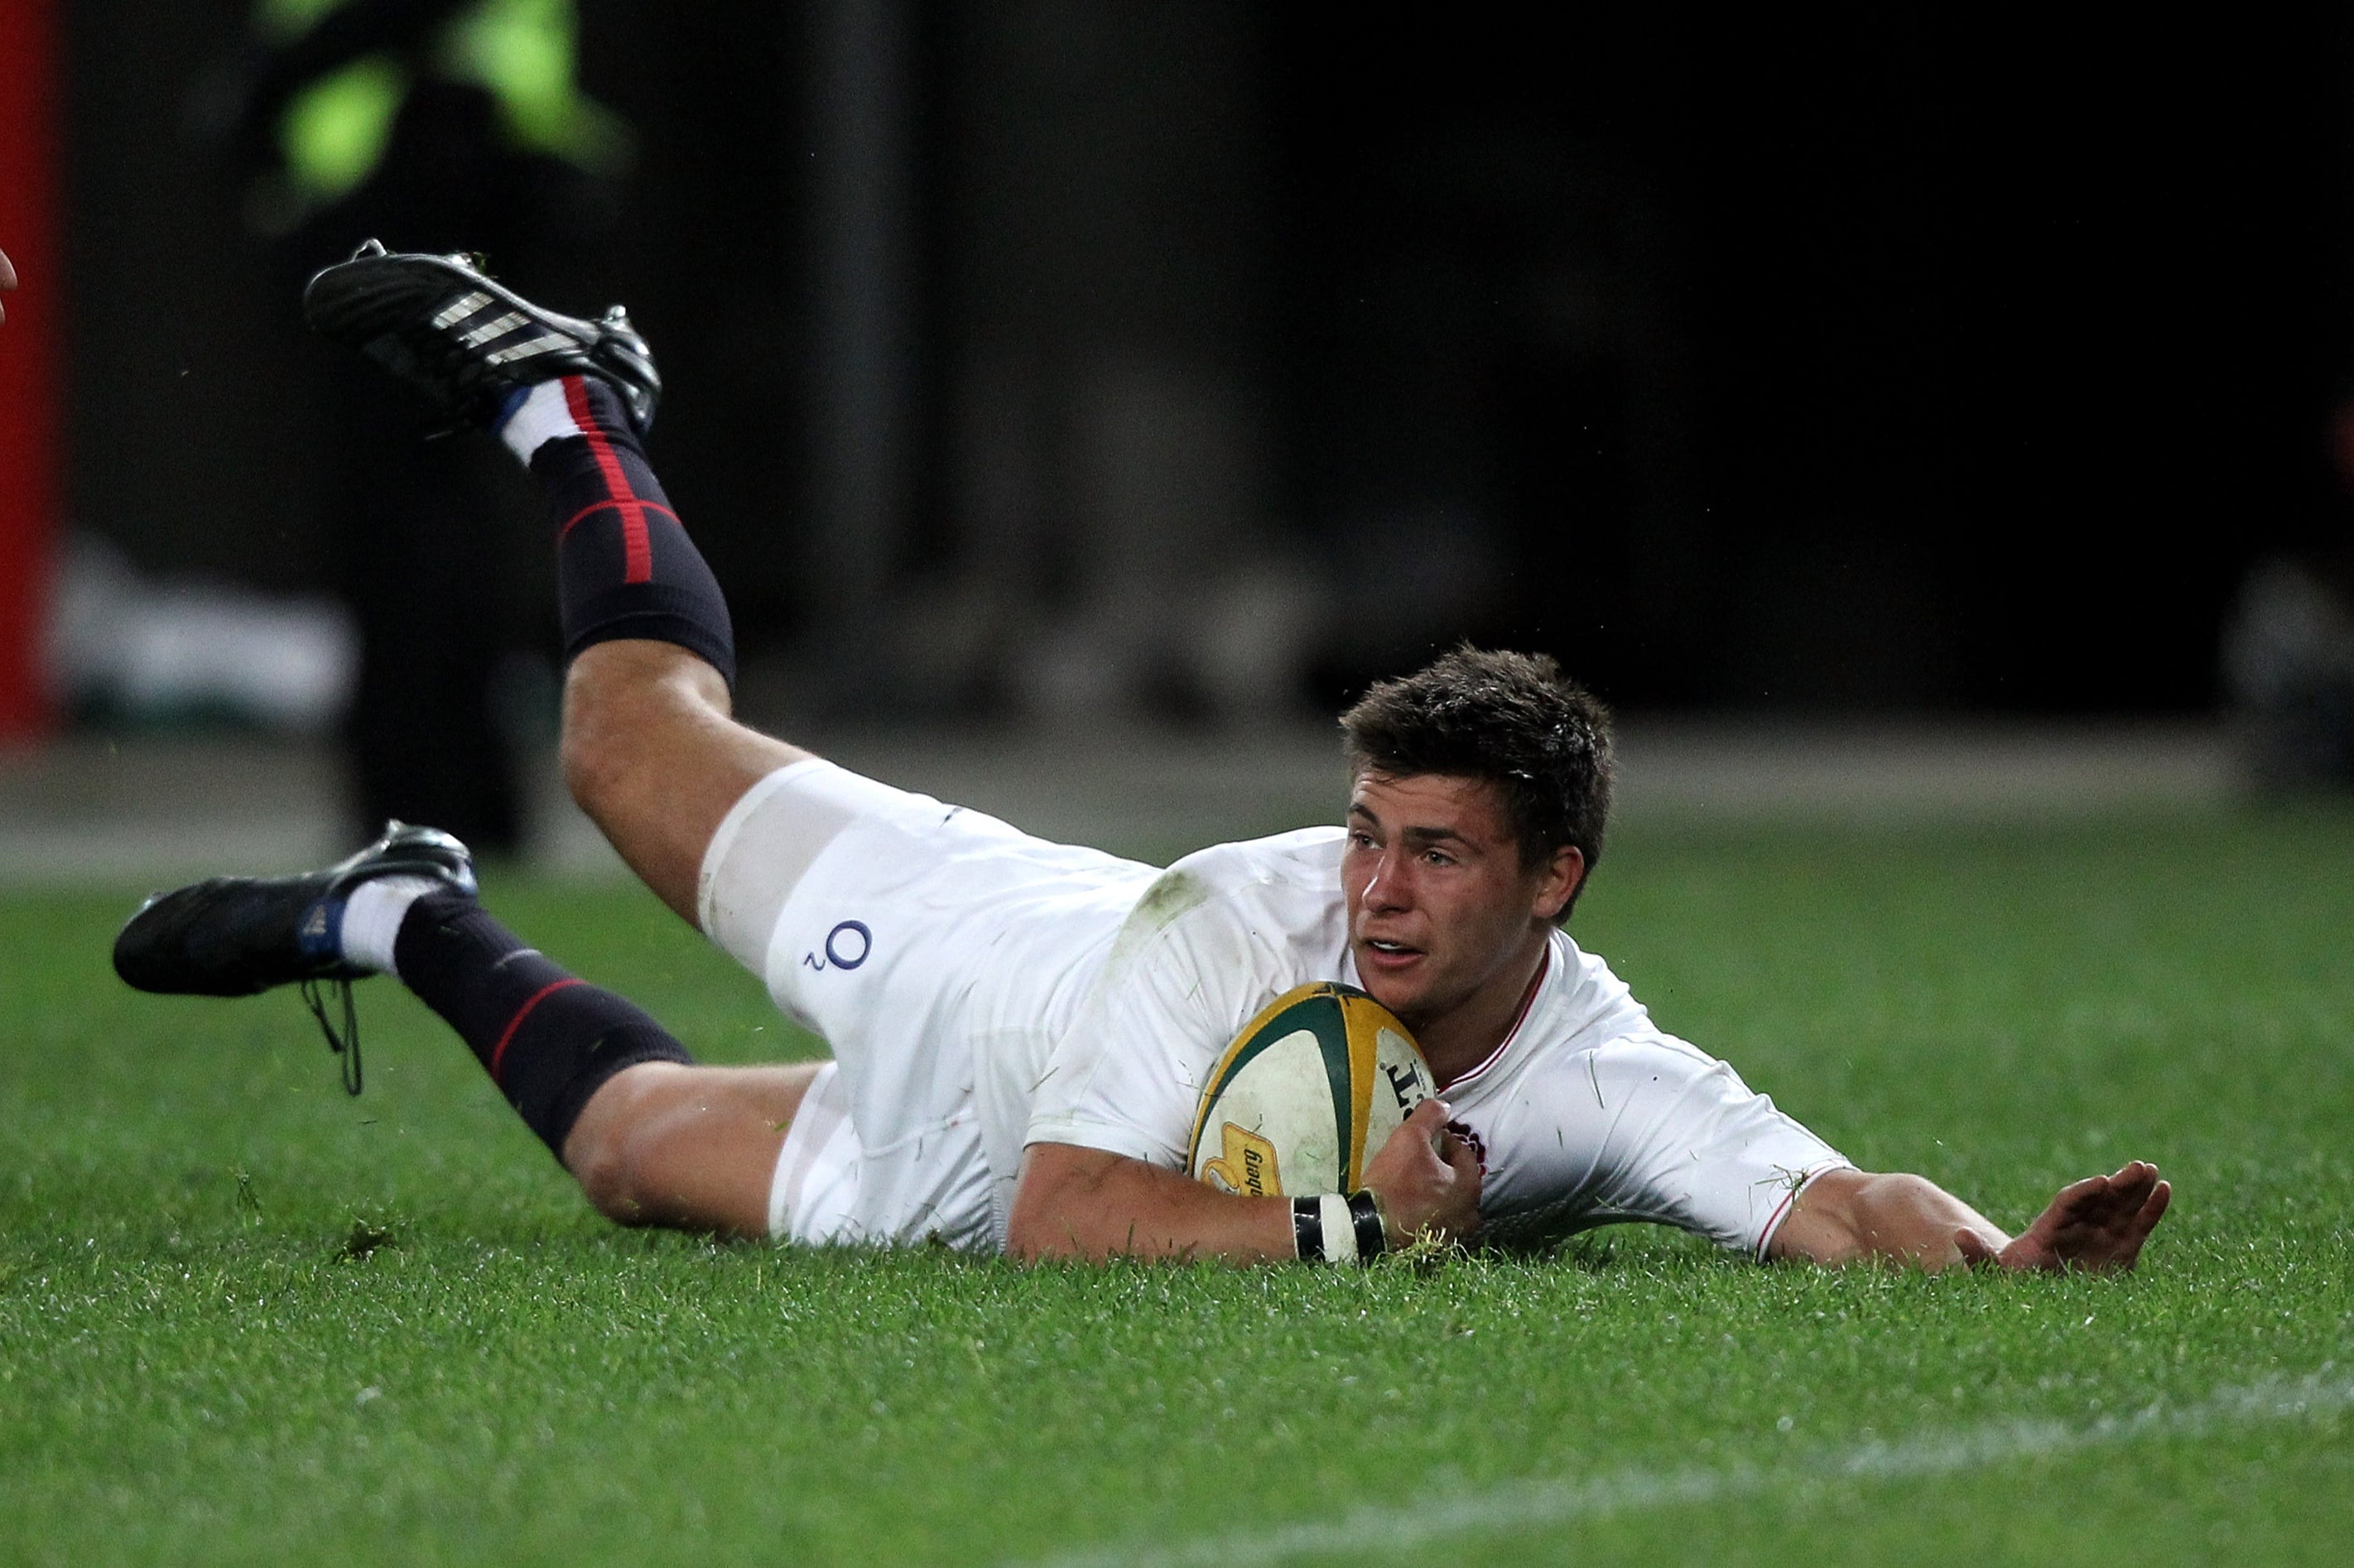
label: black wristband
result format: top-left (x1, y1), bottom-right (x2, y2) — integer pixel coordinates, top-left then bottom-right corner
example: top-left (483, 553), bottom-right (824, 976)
top-left (1348, 1190), bottom-right (1388, 1259)
top-left (1292, 1195), bottom-right (1325, 1262)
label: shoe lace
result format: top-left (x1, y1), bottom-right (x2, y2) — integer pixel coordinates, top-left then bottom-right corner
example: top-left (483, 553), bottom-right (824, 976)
top-left (299, 977), bottom-right (363, 1096)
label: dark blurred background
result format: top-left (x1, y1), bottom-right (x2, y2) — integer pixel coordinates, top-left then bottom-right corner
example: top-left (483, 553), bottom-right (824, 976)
top-left (46, 2), bottom-right (2354, 758)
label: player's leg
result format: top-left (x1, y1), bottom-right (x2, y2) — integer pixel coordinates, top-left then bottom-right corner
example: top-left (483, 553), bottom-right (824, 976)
top-left (385, 878), bottom-right (801, 1235)
top-left (557, 1058), bottom-right (820, 1233)
top-left (297, 247), bottom-right (836, 1224)
top-left (300, 242), bottom-right (805, 925)
top-left (556, 638), bottom-right (791, 927)
top-left (113, 823), bottom-right (802, 1237)
top-left (501, 368), bottom-right (801, 921)
top-left (291, 245), bottom-right (1050, 1250)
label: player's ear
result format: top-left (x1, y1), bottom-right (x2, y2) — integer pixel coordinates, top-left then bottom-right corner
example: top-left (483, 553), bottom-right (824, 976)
top-left (1532, 844), bottom-right (1584, 922)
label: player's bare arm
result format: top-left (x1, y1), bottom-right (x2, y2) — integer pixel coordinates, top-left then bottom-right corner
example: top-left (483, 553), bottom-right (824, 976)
top-left (0, 245), bottom-right (16, 324)
top-left (1008, 1099), bottom-right (1480, 1263)
top-left (1769, 1161), bottom-right (2170, 1272)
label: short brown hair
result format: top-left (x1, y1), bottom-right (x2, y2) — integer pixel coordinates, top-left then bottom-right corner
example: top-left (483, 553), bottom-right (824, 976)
top-left (1340, 647), bottom-right (1614, 885)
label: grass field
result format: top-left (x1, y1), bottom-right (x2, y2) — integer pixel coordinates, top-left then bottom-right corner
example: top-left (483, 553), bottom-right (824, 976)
top-left (4, 806), bottom-right (2352, 1565)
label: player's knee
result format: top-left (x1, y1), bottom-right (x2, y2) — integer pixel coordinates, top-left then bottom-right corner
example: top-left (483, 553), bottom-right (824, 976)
top-left (557, 642), bottom-right (731, 821)
top-left (574, 1125), bottom-right (675, 1228)
top-left (558, 667), bottom-right (634, 823)
top-left (559, 725), bottom-right (619, 826)
top-left (561, 1063), bottom-right (676, 1225)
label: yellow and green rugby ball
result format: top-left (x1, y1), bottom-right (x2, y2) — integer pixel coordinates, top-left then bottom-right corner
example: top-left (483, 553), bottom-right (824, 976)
top-left (1186, 982), bottom-right (1437, 1197)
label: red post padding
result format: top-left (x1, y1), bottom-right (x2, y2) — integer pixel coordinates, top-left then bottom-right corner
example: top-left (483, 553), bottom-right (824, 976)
top-left (0, 0), bottom-right (60, 740)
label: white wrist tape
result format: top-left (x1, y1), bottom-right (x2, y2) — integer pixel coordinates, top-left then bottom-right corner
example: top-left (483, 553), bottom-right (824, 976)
top-left (1318, 1193), bottom-right (1357, 1264)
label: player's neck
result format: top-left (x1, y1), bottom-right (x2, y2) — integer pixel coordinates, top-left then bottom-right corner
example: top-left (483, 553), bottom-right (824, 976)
top-left (1418, 928), bottom-right (1552, 1087)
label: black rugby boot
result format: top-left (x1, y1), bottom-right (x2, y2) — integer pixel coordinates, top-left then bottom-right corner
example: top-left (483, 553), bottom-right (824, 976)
top-left (301, 238), bottom-right (661, 435)
top-left (113, 821), bottom-right (476, 998)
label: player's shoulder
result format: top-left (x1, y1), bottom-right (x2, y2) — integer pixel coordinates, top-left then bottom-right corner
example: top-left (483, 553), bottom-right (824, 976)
top-left (1104, 827), bottom-right (1345, 971)
top-left (1551, 929), bottom-right (1636, 1013)
top-left (1163, 825), bottom-right (1344, 893)
top-left (1487, 929), bottom-right (1655, 1067)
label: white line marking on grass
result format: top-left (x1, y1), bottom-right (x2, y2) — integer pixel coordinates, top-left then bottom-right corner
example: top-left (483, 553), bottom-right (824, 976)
top-left (1028, 1368), bottom-right (2352, 1568)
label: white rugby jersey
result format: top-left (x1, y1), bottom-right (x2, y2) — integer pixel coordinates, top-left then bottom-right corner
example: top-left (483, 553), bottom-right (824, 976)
top-left (1019, 827), bottom-right (1850, 1257)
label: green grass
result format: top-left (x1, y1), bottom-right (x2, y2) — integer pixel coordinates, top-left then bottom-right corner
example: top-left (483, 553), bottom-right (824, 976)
top-left (4, 808), bottom-right (2353, 1565)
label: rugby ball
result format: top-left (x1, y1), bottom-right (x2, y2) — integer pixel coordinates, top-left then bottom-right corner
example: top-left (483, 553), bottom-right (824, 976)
top-left (1187, 982), bottom-right (1437, 1197)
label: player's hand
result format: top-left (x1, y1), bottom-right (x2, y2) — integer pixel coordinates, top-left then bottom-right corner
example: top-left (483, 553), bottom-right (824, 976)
top-left (1954, 1161), bottom-right (2170, 1272)
top-left (0, 247), bottom-right (15, 325)
top-left (1364, 1097), bottom-right (1481, 1246)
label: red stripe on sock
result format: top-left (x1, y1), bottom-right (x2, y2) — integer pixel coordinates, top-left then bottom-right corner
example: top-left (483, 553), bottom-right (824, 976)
top-left (561, 376), bottom-right (652, 584)
top-left (558, 498), bottom-right (681, 541)
top-left (487, 977), bottom-right (585, 1084)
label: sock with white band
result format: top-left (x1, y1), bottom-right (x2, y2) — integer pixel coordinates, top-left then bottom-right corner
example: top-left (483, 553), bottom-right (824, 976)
top-left (496, 378), bottom-right (590, 464)
top-left (338, 876), bottom-right (440, 974)
top-left (492, 374), bottom-right (737, 686)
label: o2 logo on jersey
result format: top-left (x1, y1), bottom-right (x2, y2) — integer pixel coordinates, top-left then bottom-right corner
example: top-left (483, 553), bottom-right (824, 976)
top-left (803, 920), bottom-right (873, 972)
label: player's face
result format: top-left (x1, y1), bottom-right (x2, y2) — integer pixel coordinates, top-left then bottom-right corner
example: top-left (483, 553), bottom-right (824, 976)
top-left (1341, 772), bottom-right (1581, 1039)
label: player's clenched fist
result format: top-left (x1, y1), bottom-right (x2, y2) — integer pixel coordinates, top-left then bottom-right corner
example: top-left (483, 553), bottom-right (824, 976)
top-left (0, 247), bottom-right (16, 324)
top-left (1365, 1097), bottom-right (1482, 1246)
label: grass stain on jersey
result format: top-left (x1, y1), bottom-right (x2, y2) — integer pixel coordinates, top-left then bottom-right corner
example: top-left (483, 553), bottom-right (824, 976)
top-left (1103, 868), bottom-right (1214, 971)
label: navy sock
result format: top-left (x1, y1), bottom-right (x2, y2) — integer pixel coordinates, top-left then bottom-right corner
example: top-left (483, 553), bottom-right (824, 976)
top-left (501, 374), bottom-right (736, 685)
top-left (392, 889), bottom-right (692, 1160)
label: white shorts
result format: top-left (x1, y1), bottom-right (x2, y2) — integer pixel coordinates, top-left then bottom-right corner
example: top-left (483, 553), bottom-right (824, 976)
top-left (697, 759), bottom-right (1154, 1250)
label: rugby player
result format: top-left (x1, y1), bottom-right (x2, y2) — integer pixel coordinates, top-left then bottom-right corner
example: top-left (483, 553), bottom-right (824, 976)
top-left (115, 243), bottom-right (2171, 1272)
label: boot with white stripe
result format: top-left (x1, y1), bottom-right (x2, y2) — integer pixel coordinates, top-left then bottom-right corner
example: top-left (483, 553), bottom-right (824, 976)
top-left (301, 238), bottom-right (662, 435)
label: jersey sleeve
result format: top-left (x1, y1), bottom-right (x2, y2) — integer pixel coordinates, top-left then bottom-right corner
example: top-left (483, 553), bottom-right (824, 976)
top-left (1497, 1032), bottom-right (1851, 1258)
top-left (1021, 894), bottom-right (1270, 1168)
